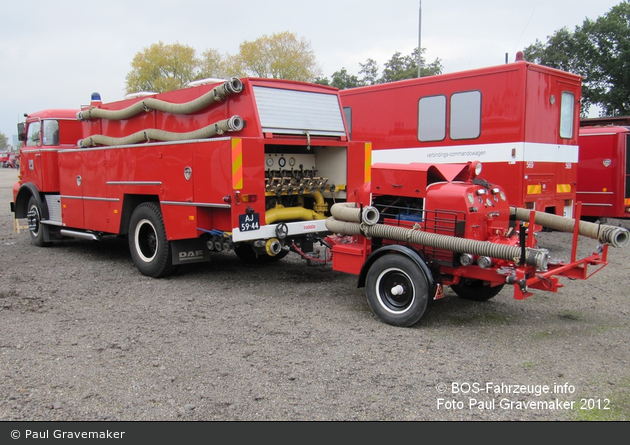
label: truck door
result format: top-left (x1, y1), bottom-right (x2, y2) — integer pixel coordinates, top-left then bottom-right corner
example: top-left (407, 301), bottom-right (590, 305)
top-left (58, 150), bottom-right (85, 229)
top-left (21, 120), bottom-right (45, 190)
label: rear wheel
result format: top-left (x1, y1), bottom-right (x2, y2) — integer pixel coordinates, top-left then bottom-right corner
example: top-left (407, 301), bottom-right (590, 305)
top-left (128, 202), bottom-right (176, 277)
top-left (451, 279), bottom-right (504, 301)
top-left (365, 254), bottom-right (430, 327)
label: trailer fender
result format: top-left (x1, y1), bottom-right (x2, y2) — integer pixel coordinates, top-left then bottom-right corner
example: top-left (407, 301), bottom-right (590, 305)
top-left (358, 244), bottom-right (435, 291)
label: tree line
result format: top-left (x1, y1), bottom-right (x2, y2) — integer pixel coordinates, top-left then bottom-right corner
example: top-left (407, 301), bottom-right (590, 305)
top-left (124, 31), bottom-right (443, 95)
top-left (1, 0), bottom-right (627, 147)
top-left (523, 0), bottom-right (630, 116)
top-left (122, 1), bottom-right (628, 119)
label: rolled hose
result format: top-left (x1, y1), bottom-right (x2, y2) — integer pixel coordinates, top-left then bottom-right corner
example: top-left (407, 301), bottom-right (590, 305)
top-left (78, 115), bottom-right (243, 147)
top-left (330, 202), bottom-right (380, 225)
top-left (511, 207), bottom-right (629, 248)
top-left (77, 78), bottom-right (244, 121)
top-left (325, 216), bottom-right (549, 270)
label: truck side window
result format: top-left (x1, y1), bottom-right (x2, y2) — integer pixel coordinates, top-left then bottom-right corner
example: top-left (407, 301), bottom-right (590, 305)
top-left (418, 95), bottom-right (446, 142)
top-left (42, 120), bottom-right (60, 146)
top-left (450, 91), bottom-right (481, 140)
top-left (26, 121), bottom-right (41, 147)
top-left (560, 92), bottom-right (575, 139)
top-left (343, 106), bottom-right (352, 139)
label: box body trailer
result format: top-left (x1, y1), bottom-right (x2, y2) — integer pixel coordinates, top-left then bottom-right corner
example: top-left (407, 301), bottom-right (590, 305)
top-left (578, 117), bottom-right (630, 220)
top-left (340, 55), bottom-right (582, 219)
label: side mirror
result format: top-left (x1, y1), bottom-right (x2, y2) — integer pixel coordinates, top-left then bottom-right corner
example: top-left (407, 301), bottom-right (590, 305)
top-left (17, 122), bottom-right (26, 141)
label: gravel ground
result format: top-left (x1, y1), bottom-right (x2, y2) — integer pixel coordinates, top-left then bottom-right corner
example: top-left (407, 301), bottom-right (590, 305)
top-left (0, 167), bottom-right (628, 421)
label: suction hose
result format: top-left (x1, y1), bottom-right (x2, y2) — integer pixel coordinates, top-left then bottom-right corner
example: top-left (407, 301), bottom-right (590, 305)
top-left (78, 116), bottom-right (244, 147)
top-left (329, 202), bottom-right (380, 225)
top-left (327, 203), bottom-right (549, 270)
top-left (511, 207), bottom-right (629, 248)
top-left (77, 78), bottom-right (244, 121)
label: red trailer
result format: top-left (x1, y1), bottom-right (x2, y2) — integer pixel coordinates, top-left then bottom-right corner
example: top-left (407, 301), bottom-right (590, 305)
top-left (340, 54), bottom-right (582, 219)
top-left (577, 117), bottom-right (630, 220)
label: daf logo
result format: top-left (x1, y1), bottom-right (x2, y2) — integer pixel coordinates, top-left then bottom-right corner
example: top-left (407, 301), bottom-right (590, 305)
top-left (179, 250), bottom-right (203, 260)
top-left (184, 166), bottom-right (192, 180)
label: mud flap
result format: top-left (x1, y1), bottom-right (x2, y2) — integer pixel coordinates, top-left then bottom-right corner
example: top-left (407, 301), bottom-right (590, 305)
top-left (171, 238), bottom-right (211, 265)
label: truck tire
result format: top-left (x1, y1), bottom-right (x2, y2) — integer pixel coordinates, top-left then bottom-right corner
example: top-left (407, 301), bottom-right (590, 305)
top-left (128, 202), bottom-right (176, 278)
top-left (450, 279), bottom-right (504, 301)
top-left (365, 254), bottom-right (430, 327)
top-left (26, 195), bottom-right (50, 247)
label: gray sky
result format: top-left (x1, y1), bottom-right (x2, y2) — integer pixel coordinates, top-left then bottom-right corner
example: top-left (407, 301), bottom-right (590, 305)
top-left (0, 0), bottom-right (622, 141)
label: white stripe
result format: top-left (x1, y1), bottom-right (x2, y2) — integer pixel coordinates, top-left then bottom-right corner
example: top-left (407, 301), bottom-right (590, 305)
top-left (371, 142), bottom-right (579, 164)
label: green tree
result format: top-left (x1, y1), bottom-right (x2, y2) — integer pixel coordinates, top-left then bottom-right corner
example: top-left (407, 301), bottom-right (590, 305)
top-left (0, 131), bottom-right (8, 150)
top-left (234, 31), bottom-right (322, 81)
top-left (358, 58), bottom-right (380, 85)
top-left (329, 68), bottom-right (363, 90)
top-left (380, 50), bottom-right (417, 83)
top-left (125, 41), bottom-right (199, 94)
top-left (319, 47), bottom-right (443, 89)
top-left (381, 48), bottom-right (443, 82)
top-left (523, 1), bottom-right (630, 116)
top-left (197, 48), bottom-right (230, 80)
top-left (126, 32), bottom-right (323, 92)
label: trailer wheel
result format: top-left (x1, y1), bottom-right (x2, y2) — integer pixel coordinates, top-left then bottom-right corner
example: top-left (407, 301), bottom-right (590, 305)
top-left (365, 254), bottom-right (430, 327)
top-left (451, 279), bottom-right (504, 301)
top-left (128, 203), bottom-right (175, 278)
top-left (26, 195), bottom-right (50, 247)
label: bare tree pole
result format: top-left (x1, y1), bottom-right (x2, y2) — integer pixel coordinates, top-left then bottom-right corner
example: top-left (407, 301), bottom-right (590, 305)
top-left (418, 0), bottom-right (422, 77)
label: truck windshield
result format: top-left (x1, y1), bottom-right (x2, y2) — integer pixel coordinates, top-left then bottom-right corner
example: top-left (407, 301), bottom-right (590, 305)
top-left (25, 119), bottom-right (60, 147)
top-left (25, 121), bottom-right (41, 146)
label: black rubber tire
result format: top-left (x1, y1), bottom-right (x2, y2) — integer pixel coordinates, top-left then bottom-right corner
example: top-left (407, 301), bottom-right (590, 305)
top-left (26, 195), bottom-right (50, 247)
top-left (365, 254), bottom-right (430, 327)
top-left (450, 279), bottom-right (504, 301)
top-left (128, 202), bottom-right (175, 278)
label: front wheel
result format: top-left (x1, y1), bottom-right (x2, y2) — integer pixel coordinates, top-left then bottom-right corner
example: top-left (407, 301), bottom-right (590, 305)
top-left (128, 202), bottom-right (176, 278)
top-left (450, 279), bottom-right (504, 301)
top-left (365, 254), bottom-right (431, 327)
top-left (26, 195), bottom-right (50, 247)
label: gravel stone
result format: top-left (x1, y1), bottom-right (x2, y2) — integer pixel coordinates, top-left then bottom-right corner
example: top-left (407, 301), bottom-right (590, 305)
top-left (0, 168), bottom-right (628, 421)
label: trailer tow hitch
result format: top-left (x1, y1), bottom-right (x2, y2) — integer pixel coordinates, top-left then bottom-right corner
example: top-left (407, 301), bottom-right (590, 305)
top-left (506, 274), bottom-right (528, 294)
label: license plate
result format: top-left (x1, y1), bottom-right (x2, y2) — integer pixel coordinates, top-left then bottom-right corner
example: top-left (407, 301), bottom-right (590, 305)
top-left (239, 212), bottom-right (260, 232)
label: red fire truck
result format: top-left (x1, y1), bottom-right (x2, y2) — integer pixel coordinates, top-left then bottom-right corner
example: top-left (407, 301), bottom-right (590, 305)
top-left (12, 78), bottom-right (370, 277)
top-left (11, 77), bottom-right (628, 327)
top-left (577, 116), bottom-right (630, 221)
top-left (340, 53), bottom-right (581, 219)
